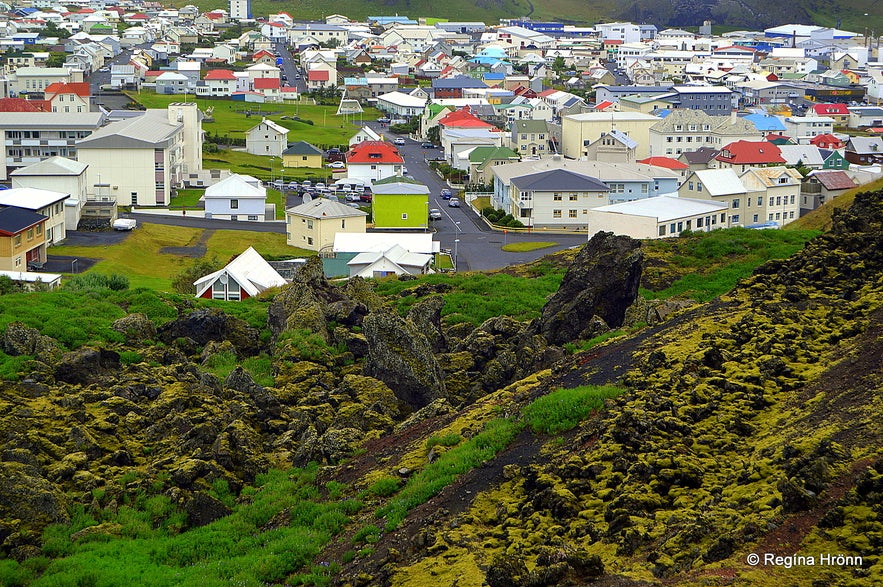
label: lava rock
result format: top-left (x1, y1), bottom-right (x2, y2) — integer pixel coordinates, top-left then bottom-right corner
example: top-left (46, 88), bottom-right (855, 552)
top-left (158, 309), bottom-right (261, 357)
top-left (54, 348), bottom-right (121, 385)
top-left (111, 313), bottom-right (157, 343)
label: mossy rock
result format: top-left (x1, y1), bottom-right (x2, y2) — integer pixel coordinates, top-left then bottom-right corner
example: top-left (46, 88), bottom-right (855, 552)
top-left (111, 313), bottom-right (157, 344)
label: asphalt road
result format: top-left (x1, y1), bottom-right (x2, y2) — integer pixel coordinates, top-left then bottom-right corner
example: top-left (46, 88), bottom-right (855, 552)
top-left (275, 42), bottom-right (307, 94)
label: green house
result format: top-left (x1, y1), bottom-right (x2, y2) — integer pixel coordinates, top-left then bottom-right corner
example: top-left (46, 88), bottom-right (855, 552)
top-left (372, 177), bottom-right (431, 230)
top-left (821, 149), bottom-right (849, 170)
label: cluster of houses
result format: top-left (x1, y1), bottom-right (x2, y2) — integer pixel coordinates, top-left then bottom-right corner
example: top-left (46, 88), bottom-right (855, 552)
top-left (1, 5), bottom-right (883, 288)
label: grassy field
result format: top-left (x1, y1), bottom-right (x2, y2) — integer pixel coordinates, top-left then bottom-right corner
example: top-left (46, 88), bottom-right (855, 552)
top-left (202, 149), bottom-right (337, 184)
top-left (127, 92), bottom-right (379, 150)
top-left (501, 241), bottom-right (557, 252)
top-left (49, 223), bottom-right (311, 290)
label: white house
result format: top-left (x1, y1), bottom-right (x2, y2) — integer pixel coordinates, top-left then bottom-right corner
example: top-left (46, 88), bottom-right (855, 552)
top-left (10, 156), bottom-right (89, 236)
top-left (347, 244), bottom-right (433, 278)
top-left (0, 187), bottom-right (70, 245)
top-left (587, 196), bottom-right (729, 239)
top-left (203, 174), bottom-right (267, 221)
top-left (194, 246), bottom-right (287, 301)
top-left (246, 118), bottom-right (288, 156)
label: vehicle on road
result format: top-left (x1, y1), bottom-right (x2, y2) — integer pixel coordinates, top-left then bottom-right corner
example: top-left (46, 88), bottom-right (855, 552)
top-left (269, 180), bottom-right (284, 189)
top-left (359, 193), bottom-right (373, 202)
top-left (287, 181), bottom-right (299, 190)
top-left (327, 161), bottom-right (346, 169)
top-left (113, 218), bottom-right (137, 231)
top-left (393, 137), bottom-right (406, 145)
top-left (377, 117), bottom-right (390, 124)
top-left (420, 142), bottom-right (435, 149)
top-left (440, 189), bottom-right (452, 199)
top-left (315, 183), bottom-right (326, 190)
top-left (429, 208), bottom-right (442, 220)
top-left (301, 180), bottom-right (312, 188)
top-left (448, 197), bottom-right (461, 208)
top-left (346, 193), bottom-right (361, 201)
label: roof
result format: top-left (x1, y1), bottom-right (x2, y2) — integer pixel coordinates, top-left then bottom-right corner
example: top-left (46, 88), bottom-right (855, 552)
top-left (10, 156), bottom-right (87, 177)
top-left (513, 119), bottom-right (548, 133)
top-left (511, 169), bottom-right (609, 192)
top-left (204, 174), bottom-right (266, 199)
top-left (308, 69), bottom-right (330, 81)
top-left (690, 169), bottom-right (746, 196)
top-left (249, 118), bottom-right (288, 135)
top-left (0, 206), bottom-right (47, 235)
top-left (809, 170), bottom-right (857, 190)
top-left (0, 112), bottom-right (103, 130)
top-left (637, 157), bottom-right (689, 170)
top-left (76, 110), bottom-right (179, 149)
top-left (468, 146), bottom-right (520, 166)
top-left (438, 107), bottom-right (495, 129)
top-left (679, 147), bottom-right (719, 164)
top-left (0, 98), bottom-right (47, 113)
top-left (0, 187), bottom-right (69, 209)
top-left (847, 137), bottom-right (883, 153)
top-left (346, 141), bottom-right (404, 164)
top-left (193, 246), bottom-right (287, 298)
top-left (45, 82), bottom-right (90, 97)
top-left (286, 198), bottom-right (368, 219)
top-left (348, 244), bottom-right (432, 274)
top-left (204, 69), bottom-right (236, 80)
top-left (282, 141), bottom-right (322, 156)
top-left (372, 181), bottom-right (430, 195)
top-left (777, 145), bottom-right (824, 166)
top-left (716, 140), bottom-right (786, 164)
top-left (254, 77), bottom-right (281, 90)
top-left (334, 232), bottom-right (438, 254)
top-left (811, 103), bottom-right (849, 116)
top-left (593, 195), bottom-right (727, 222)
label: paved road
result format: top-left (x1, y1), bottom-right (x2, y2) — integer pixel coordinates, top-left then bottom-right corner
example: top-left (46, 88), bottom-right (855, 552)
top-left (275, 42), bottom-right (307, 94)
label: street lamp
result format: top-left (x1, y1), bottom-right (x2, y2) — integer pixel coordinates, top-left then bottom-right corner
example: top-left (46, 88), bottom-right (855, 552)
top-left (453, 238), bottom-right (459, 271)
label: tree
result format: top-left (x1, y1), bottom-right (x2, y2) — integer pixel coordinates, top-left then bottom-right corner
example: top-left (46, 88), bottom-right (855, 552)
top-left (172, 257), bottom-right (223, 295)
top-left (44, 21), bottom-right (71, 39)
top-left (426, 125), bottom-right (440, 146)
top-left (552, 56), bottom-right (566, 74)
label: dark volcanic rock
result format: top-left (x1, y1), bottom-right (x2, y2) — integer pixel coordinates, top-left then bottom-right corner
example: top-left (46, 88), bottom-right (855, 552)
top-left (111, 313), bottom-right (157, 343)
top-left (533, 231), bottom-right (643, 345)
top-left (54, 348), bottom-right (121, 385)
top-left (2, 321), bottom-right (61, 362)
top-left (158, 309), bottom-right (261, 356)
top-left (362, 311), bottom-right (446, 408)
top-left (184, 492), bottom-right (232, 528)
top-left (406, 295), bottom-right (445, 352)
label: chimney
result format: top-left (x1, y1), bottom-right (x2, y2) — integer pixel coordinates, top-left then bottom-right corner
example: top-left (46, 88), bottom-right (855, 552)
top-left (731, 109), bottom-right (738, 123)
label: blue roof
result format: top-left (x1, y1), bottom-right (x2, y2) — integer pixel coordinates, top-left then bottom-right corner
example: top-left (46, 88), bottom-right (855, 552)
top-left (483, 72), bottom-right (505, 80)
top-left (742, 113), bottom-right (786, 132)
top-left (369, 16), bottom-right (416, 24)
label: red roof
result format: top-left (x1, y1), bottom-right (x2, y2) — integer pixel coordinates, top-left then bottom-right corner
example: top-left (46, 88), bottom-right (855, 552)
top-left (715, 140), bottom-right (785, 165)
top-left (45, 82), bottom-right (90, 97)
top-left (253, 49), bottom-right (274, 59)
top-left (637, 156), bottom-right (689, 170)
top-left (254, 77), bottom-right (280, 90)
top-left (594, 100), bottom-right (614, 111)
top-left (129, 13), bottom-right (148, 19)
top-left (811, 103), bottom-right (849, 116)
top-left (811, 170), bottom-right (857, 191)
top-left (0, 97), bottom-right (48, 112)
top-left (438, 107), bottom-right (495, 129)
top-left (204, 69), bottom-right (236, 80)
top-left (346, 141), bottom-right (404, 164)
top-left (308, 70), bottom-right (330, 81)
top-left (145, 70), bottom-right (165, 77)
top-left (809, 133), bottom-right (845, 147)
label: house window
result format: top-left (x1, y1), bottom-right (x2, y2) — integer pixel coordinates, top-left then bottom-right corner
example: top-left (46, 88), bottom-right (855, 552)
top-left (307, 237), bottom-right (313, 245)
top-left (131, 192), bottom-right (138, 205)
top-left (36, 224), bottom-right (42, 235)
top-left (697, 183), bottom-right (702, 192)
top-left (697, 218), bottom-right (703, 228)
top-left (732, 198), bottom-right (740, 208)
top-left (568, 209), bottom-right (577, 218)
top-left (658, 225), bottom-right (666, 236)
top-left (732, 214), bottom-right (740, 223)
top-left (307, 220), bottom-right (313, 229)
top-left (26, 228), bottom-right (34, 241)
top-left (402, 213), bottom-right (408, 220)
top-left (677, 221), bottom-right (683, 232)
top-left (553, 209), bottom-right (562, 218)
top-left (641, 184), bottom-right (649, 194)
top-left (769, 197), bottom-right (774, 206)
top-left (230, 199), bottom-right (239, 209)
top-left (569, 194), bottom-right (578, 201)
top-left (553, 193), bottom-right (562, 201)
top-left (790, 195), bottom-right (795, 204)
top-left (670, 223), bottom-right (676, 233)
top-left (13, 234), bottom-right (21, 246)
top-left (757, 197), bottom-right (762, 206)
top-left (720, 213), bottom-right (726, 223)
top-left (248, 215), bottom-right (258, 221)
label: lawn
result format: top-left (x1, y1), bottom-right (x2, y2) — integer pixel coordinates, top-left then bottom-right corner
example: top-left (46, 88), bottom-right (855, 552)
top-left (126, 91), bottom-right (380, 150)
top-left (501, 241), bottom-right (557, 252)
top-left (48, 223), bottom-right (313, 290)
top-left (168, 189), bottom-right (204, 210)
top-left (202, 149), bottom-right (336, 185)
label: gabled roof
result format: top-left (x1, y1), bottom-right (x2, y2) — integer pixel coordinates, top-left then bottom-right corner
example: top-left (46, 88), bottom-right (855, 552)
top-left (438, 107), bottom-right (495, 129)
top-left (286, 198), bottom-right (368, 219)
top-left (372, 178), bottom-right (430, 194)
top-left (204, 174), bottom-right (265, 199)
top-left (204, 69), bottom-right (236, 80)
top-left (690, 168), bottom-right (746, 196)
top-left (716, 140), bottom-right (785, 164)
top-left (511, 169), bottom-right (609, 192)
top-left (809, 170), bottom-right (857, 190)
top-left (0, 97), bottom-right (47, 112)
top-left (513, 119), bottom-right (548, 134)
top-left (249, 118), bottom-right (288, 135)
top-left (809, 133), bottom-right (844, 146)
top-left (0, 206), bottom-right (47, 236)
top-left (0, 188), bottom-right (69, 209)
top-left (468, 146), bottom-right (520, 165)
top-left (637, 157), bottom-right (689, 170)
top-left (308, 69), bottom-right (330, 81)
top-left (193, 246), bottom-right (287, 298)
top-left (282, 141), bottom-right (322, 156)
top-left (76, 110), bottom-right (180, 149)
top-left (679, 146), bottom-right (720, 164)
top-left (811, 103), bottom-right (849, 116)
top-left (346, 141), bottom-right (404, 164)
top-left (254, 77), bottom-right (281, 90)
top-left (593, 196), bottom-right (727, 222)
top-left (846, 137), bottom-right (883, 154)
top-left (45, 82), bottom-right (90, 97)
top-left (10, 156), bottom-right (87, 176)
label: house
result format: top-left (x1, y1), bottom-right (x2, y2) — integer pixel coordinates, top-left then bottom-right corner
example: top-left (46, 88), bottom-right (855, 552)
top-left (285, 198), bottom-right (367, 252)
top-left (715, 140), bottom-right (786, 172)
top-left (376, 91), bottom-right (427, 119)
top-left (0, 112), bottom-right (105, 180)
top-left (740, 166), bottom-right (802, 226)
top-left (783, 116), bottom-right (835, 144)
top-left (155, 71), bottom-right (189, 94)
top-left (282, 141), bottom-right (323, 169)
top-left (194, 246), bottom-right (287, 301)
top-left (44, 82), bottom-right (91, 114)
top-left (809, 134), bottom-right (846, 150)
top-left (637, 156), bottom-right (690, 184)
top-left (203, 174), bottom-right (267, 221)
top-left (801, 169), bottom-right (857, 211)
top-left (679, 168), bottom-right (747, 219)
top-left (467, 146), bottom-right (520, 186)
top-left (810, 103), bottom-right (850, 126)
top-left (0, 205), bottom-right (47, 271)
top-left (561, 112), bottom-right (659, 159)
top-left (371, 178), bottom-right (431, 230)
top-left (583, 130), bottom-right (638, 163)
top-left (345, 141), bottom-right (405, 184)
top-left (0, 188), bottom-right (69, 245)
top-left (198, 69), bottom-right (237, 96)
top-left (349, 126), bottom-right (381, 147)
top-left (253, 77), bottom-right (282, 102)
top-left (648, 109), bottom-right (761, 158)
top-left (246, 118), bottom-right (288, 156)
top-left (777, 144), bottom-right (826, 169)
top-left (508, 168), bottom-right (610, 230)
top-left (511, 120), bottom-right (551, 158)
top-left (347, 244), bottom-right (433, 278)
top-left (844, 137), bottom-right (883, 165)
top-left (76, 104), bottom-right (203, 207)
top-left (587, 196), bottom-right (729, 239)
top-left (677, 147), bottom-right (719, 173)
top-left (9, 67), bottom-right (80, 96)
top-left (10, 156), bottom-right (89, 235)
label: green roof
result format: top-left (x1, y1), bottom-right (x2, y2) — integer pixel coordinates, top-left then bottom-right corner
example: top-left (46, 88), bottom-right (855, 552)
top-left (469, 146), bottom-right (520, 170)
top-left (513, 119), bottom-right (549, 133)
top-left (282, 140), bottom-right (322, 156)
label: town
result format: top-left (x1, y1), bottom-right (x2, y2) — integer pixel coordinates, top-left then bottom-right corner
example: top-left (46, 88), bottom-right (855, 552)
top-left (0, 3), bottom-right (882, 293)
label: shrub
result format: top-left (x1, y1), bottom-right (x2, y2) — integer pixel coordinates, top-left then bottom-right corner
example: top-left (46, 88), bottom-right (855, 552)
top-left (523, 385), bottom-right (624, 434)
top-left (367, 476), bottom-right (401, 498)
top-left (352, 524), bottom-right (381, 545)
top-left (426, 433), bottom-right (462, 449)
top-left (171, 257), bottom-right (223, 295)
top-left (64, 273), bottom-right (130, 292)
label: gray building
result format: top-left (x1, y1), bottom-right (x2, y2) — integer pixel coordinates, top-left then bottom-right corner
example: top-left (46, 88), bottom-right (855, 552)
top-left (669, 85), bottom-right (737, 114)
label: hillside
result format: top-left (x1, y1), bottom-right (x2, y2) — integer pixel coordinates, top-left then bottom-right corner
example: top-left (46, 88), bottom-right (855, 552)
top-left (0, 190), bottom-right (882, 585)
top-left (191, 0), bottom-right (883, 33)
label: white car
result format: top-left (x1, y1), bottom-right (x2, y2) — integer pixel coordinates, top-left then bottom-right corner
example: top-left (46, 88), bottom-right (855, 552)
top-left (327, 161), bottom-right (346, 169)
top-left (393, 137), bottom-right (406, 145)
top-left (315, 183), bottom-right (326, 190)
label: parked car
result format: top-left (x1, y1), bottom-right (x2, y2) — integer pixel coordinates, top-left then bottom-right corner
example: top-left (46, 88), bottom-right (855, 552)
top-left (420, 142), bottom-right (435, 149)
top-left (429, 208), bottom-right (442, 220)
top-left (346, 193), bottom-right (361, 202)
top-left (301, 180), bottom-right (312, 188)
top-left (402, 166), bottom-right (409, 175)
top-left (448, 197), bottom-right (461, 208)
top-left (440, 189), bottom-right (452, 200)
top-left (327, 161), bottom-right (346, 169)
top-left (315, 183), bottom-right (326, 190)
top-left (287, 181), bottom-right (299, 190)
top-left (377, 116), bottom-right (390, 124)
top-left (269, 180), bottom-right (284, 189)
top-left (359, 193), bottom-right (373, 202)
top-left (393, 137), bottom-right (406, 145)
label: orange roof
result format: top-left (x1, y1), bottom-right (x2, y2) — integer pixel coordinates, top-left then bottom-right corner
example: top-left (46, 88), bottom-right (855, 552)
top-left (346, 141), bottom-right (404, 164)
top-left (716, 140), bottom-right (785, 164)
top-left (204, 69), bottom-right (236, 80)
top-left (438, 107), bottom-right (494, 129)
top-left (0, 97), bottom-right (48, 112)
top-left (254, 77), bottom-right (280, 90)
top-left (637, 156), bottom-right (689, 170)
top-left (45, 82), bottom-right (91, 97)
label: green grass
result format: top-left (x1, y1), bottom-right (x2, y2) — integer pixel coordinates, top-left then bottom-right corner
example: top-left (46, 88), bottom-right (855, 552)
top-left (373, 271), bottom-right (566, 326)
top-left (15, 465), bottom-right (361, 587)
top-left (168, 189), bottom-right (205, 210)
top-left (203, 149), bottom-right (338, 184)
top-left (523, 385), bottom-right (625, 435)
top-left (376, 418), bottom-right (522, 531)
top-left (202, 350), bottom-right (275, 386)
top-left (500, 241), bottom-right (557, 253)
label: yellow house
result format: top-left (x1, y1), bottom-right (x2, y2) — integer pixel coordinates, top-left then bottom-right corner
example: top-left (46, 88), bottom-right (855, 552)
top-left (282, 141), bottom-right (324, 169)
top-left (0, 206), bottom-right (47, 271)
top-left (285, 198), bottom-right (367, 251)
top-left (562, 112), bottom-right (659, 159)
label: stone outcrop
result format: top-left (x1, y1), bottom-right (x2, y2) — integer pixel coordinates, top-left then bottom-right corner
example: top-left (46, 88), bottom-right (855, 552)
top-left (362, 311), bottom-right (446, 408)
top-left (532, 232), bottom-right (643, 345)
top-left (111, 313), bottom-right (157, 343)
top-left (158, 308), bottom-right (261, 356)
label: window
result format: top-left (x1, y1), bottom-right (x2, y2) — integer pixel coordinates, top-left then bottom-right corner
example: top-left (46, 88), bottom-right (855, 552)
top-left (789, 211), bottom-right (794, 219)
top-left (131, 193), bottom-right (138, 205)
top-left (790, 195), bottom-right (795, 204)
top-left (641, 184), bottom-right (649, 194)
top-left (769, 197), bottom-right (774, 206)
top-left (720, 213), bottom-right (726, 223)
top-left (757, 196), bottom-right (762, 206)
top-left (658, 225), bottom-right (666, 236)
top-left (230, 199), bottom-right (239, 209)
top-left (36, 224), bottom-right (42, 235)
top-left (688, 182), bottom-right (694, 190)
top-left (732, 198), bottom-right (740, 208)
top-left (307, 237), bottom-right (313, 245)
top-left (401, 213), bottom-right (408, 220)
top-left (697, 217), bottom-right (703, 228)
top-left (553, 209), bottom-right (562, 218)
top-left (732, 214), bottom-right (740, 223)
top-left (14, 234), bottom-right (21, 246)
top-left (568, 209), bottom-right (577, 218)
top-left (307, 220), bottom-right (313, 229)
top-left (677, 221), bottom-right (683, 232)
top-left (569, 194), bottom-right (578, 201)
top-left (341, 220), bottom-right (346, 228)
top-left (553, 193), bottom-right (562, 201)
top-left (247, 215), bottom-right (258, 221)
top-left (769, 213), bottom-right (774, 221)
top-left (697, 183), bottom-right (703, 192)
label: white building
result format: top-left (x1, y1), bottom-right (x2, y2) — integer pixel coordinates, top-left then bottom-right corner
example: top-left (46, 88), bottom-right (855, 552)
top-left (0, 187), bottom-right (70, 244)
top-left (246, 118), bottom-right (288, 156)
top-left (203, 174), bottom-right (267, 221)
top-left (587, 195), bottom-right (729, 238)
top-left (194, 246), bottom-right (286, 301)
top-left (0, 112), bottom-right (104, 180)
top-left (10, 156), bottom-right (89, 236)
